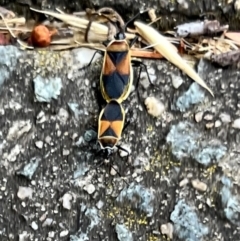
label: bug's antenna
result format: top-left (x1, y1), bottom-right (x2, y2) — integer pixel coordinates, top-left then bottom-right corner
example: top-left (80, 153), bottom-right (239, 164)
top-left (124, 9), bottom-right (149, 33)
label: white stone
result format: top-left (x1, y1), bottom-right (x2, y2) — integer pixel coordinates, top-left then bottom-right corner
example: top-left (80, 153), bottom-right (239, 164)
top-left (219, 113), bottom-right (231, 123)
top-left (35, 141), bottom-right (43, 149)
top-left (195, 111), bottom-right (203, 122)
top-left (144, 97), bottom-right (165, 117)
top-left (172, 75), bottom-right (183, 89)
top-left (62, 193), bottom-right (73, 210)
top-left (17, 186), bottom-right (33, 200)
top-left (60, 230), bottom-right (69, 237)
top-left (30, 221), bottom-right (38, 231)
top-left (232, 118), bottom-right (240, 129)
top-left (7, 120), bottom-right (32, 141)
top-left (191, 179), bottom-right (207, 192)
top-left (160, 223), bottom-right (173, 239)
top-left (84, 183), bottom-right (95, 194)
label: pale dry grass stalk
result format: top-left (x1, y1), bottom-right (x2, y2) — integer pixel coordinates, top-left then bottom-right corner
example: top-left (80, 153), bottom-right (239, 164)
top-left (134, 21), bottom-right (214, 97)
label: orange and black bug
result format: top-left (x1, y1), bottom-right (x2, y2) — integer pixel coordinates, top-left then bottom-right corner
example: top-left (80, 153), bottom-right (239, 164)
top-left (84, 8), bottom-right (154, 103)
top-left (97, 99), bottom-right (128, 156)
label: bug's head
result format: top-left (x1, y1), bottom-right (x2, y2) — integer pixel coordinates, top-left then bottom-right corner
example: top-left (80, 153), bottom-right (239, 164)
top-left (114, 30), bottom-right (126, 41)
top-left (97, 137), bottom-right (118, 158)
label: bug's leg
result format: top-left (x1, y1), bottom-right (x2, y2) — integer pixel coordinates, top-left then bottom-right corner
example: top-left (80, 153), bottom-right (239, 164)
top-left (129, 35), bottom-right (139, 48)
top-left (122, 120), bottom-right (131, 133)
top-left (131, 59), bottom-right (155, 87)
top-left (79, 50), bottom-right (104, 71)
top-left (116, 145), bottom-right (130, 156)
top-left (95, 86), bottom-right (106, 113)
top-left (115, 144), bottom-right (133, 181)
top-left (109, 161), bottom-right (129, 186)
top-left (124, 9), bottom-right (149, 32)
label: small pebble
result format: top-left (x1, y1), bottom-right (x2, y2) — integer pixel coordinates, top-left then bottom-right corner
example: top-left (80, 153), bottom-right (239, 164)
top-left (39, 212), bottom-right (47, 222)
top-left (219, 113), bottom-right (231, 123)
top-left (195, 111), bottom-right (203, 122)
top-left (30, 221), bottom-right (38, 231)
top-left (96, 200), bottom-right (104, 209)
top-left (48, 231), bottom-right (55, 238)
top-left (62, 149), bottom-right (70, 156)
top-left (160, 223), bottom-right (173, 239)
top-left (35, 141), bottom-right (43, 149)
top-left (232, 118), bottom-right (240, 129)
top-left (17, 187), bottom-right (33, 200)
top-left (179, 178), bottom-right (188, 187)
top-left (62, 193), bottom-right (73, 210)
top-left (42, 218), bottom-right (53, 227)
top-left (206, 198), bottom-right (211, 207)
top-left (172, 76), bottom-right (183, 89)
top-left (84, 183), bottom-right (95, 194)
top-left (58, 108), bottom-right (69, 123)
top-left (206, 122), bottom-right (214, 129)
top-left (60, 230), bottom-right (69, 237)
top-left (84, 78), bottom-right (90, 86)
top-left (191, 179), bottom-right (207, 192)
top-left (19, 231), bottom-right (29, 241)
top-left (145, 97), bottom-right (165, 117)
top-left (235, 0), bottom-right (240, 11)
top-left (215, 120), bottom-right (221, 128)
top-left (110, 166), bottom-right (117, 176)
top-left (204, 114), bottom-right (213, 121)
top-left (45, 136), bottom-right (51, 144)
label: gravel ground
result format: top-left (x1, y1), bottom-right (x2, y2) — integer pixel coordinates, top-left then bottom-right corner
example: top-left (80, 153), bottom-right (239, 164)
top-left (0, 45), bottom-right (240, 241)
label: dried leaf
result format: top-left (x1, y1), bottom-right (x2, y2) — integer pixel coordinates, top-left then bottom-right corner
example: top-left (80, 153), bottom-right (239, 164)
top-left (30, 8), bottom-right (135, 43)
top-left (134, 21), bottom-right (214, 97)
top-left (0, 17), bottom-right (25, 27)
top-left (210, 50), bottom-right (240, 67)
top-left (30, 7), bottom-right (109, 36)
top-left (148, 9), bottom-right (157, 22)
top-left (175, 20), bottom-right (228, 37)
top-left (130, 49), bottom-right (163, 59)
top-left (48, 44), bottom-right (79, 51)
top-left (74, 40), bottom-right (105, 51)
top-left (224, 32), bottom-right (240, 45)
top-left (0, 6), bottom-right (15, 18)
top-left (17, 39), bottom-right (33, 49)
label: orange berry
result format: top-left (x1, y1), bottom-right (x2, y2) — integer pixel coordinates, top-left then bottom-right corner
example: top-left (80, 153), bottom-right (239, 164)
top-left (30, 25), bottom-right (57, 47)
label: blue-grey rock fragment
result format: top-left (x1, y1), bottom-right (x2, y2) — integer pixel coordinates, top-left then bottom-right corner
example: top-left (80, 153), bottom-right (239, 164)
top-left (170, 200), bottom-right (209, 241)
top-left (33, 75), bottom-right (62, 102)
top-left (84, 129), bottom-right (97, 142)
top-left (117, 183), bottom-right (154, 217)
top-left (167, 121), bottom-right (201, 159)
top-left (16, 157), bottom-right (41, 180)
top-left (73, 162), bottom-right (90, 179)
top-left (115, 224), bottom-right (133, 241)
top-left (70, 204), bottom-right (101, 241)
top-left (0, 46), bottom-right (23, 87)
top-left (221, 176), bottom-right (240, 226)
top-left (68, 103), bottom-right (83, 120)
top-left (166, 121), bottom-right (227, 165)
top-left (192, 142), bottom-right (227, 166)
top-left (174, 82), bottom-right (205, 112)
